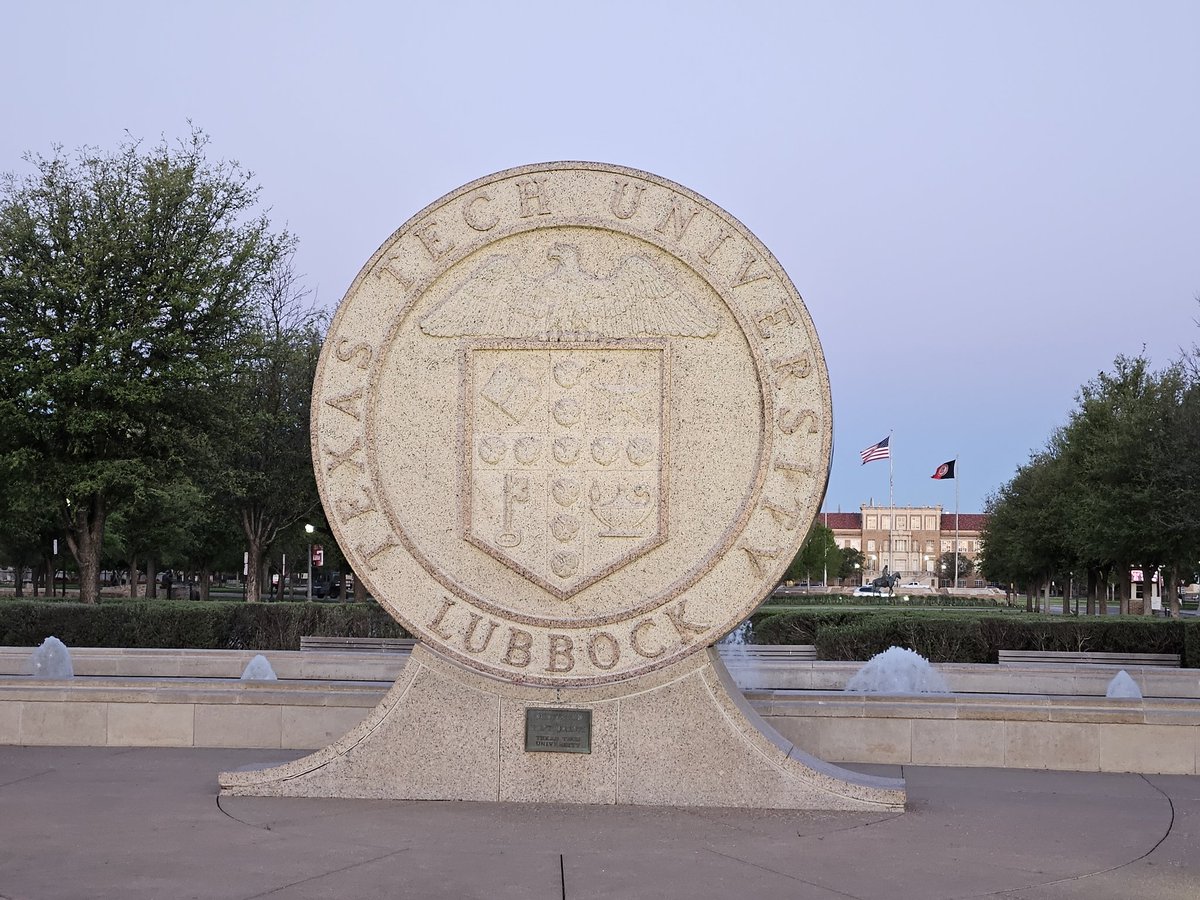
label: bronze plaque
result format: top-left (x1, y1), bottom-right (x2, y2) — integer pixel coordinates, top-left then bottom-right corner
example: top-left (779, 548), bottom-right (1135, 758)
top-left (524, 707), bottom-right (591, 753)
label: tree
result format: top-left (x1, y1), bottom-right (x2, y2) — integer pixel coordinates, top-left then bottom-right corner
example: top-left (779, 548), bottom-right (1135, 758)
top-left (0, 449), bottom-right (57, 597)
top-left (981, 353), bottom-right (1200, 617)
top-left (218, 255), bottom-right (323, 603)
top-left (180, 469), bottom-right (245, 601)
top-left (784, 523), bottom-right (840, 587)
top-left (939, 550), bottom-right (974, 584)
top-left (984, 443), bottom-right (1077, 611)
top-left (1142, 361), bottom-right (1200, 617)
top-left (104, 474), bottom-right (209, 598)
top-left (0, 130), bottom-right (288, 602)
top-left (1067, 356), bottom-right (1183, 614)
top-left (838, 546), bottom-right (865, 584)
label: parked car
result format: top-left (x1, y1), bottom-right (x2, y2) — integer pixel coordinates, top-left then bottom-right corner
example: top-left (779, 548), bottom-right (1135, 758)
top-left (776, 581), bottom-right (823, 592)
top-left (312, 577), bottom-right (337, 600)
top-left (901, 581), bottom-right (927, 590)
top-left (852, 585), bottom-right (885, 597)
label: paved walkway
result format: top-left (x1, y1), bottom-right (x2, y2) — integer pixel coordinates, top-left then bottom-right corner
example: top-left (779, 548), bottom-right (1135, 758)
top-left (0, 747), bottom-right (1197, 899)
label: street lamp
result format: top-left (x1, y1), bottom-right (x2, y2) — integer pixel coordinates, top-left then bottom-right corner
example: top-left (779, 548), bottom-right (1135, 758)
top-left (305, 523), bottom-right (315, 600)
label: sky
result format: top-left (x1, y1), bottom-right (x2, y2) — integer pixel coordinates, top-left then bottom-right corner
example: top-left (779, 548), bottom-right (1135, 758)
top-left (3, 1), bottom-right (1197, 516)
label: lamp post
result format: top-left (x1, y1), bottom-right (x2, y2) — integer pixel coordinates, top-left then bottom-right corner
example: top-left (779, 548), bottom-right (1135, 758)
top-left (305, 524), bottom-right (315, 600)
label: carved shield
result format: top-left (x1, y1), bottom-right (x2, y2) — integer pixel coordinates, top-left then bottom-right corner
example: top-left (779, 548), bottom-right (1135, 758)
top-left (464, 341), bottom-right (668, 599)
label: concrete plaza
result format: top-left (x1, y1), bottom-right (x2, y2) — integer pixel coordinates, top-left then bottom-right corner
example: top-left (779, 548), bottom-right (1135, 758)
top-left (0, 746), bottom-right (1197, 899)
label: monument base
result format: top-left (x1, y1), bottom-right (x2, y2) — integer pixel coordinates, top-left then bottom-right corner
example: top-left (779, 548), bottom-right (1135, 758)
top-left (218, 644), bottom-right (904, 810)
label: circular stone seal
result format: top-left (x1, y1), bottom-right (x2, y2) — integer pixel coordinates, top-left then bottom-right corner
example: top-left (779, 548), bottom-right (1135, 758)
top-left (314, 163), bottom-right (831, 686)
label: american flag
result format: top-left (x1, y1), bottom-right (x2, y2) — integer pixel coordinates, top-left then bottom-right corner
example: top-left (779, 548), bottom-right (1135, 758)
top-left (860, 436), bottom-right (890, 465)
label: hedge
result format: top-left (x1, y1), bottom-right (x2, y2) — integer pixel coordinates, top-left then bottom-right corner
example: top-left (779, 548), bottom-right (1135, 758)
top-left (749, 610), bottom-right (863, 645)
top-left (5, 599), bottom-right (1197, 667)
top-left (0, 600), bottom-right (408, 650)
top-left (762, 594), bottom-right (1007, 608)
top-left (752, 609), bottom-right (1200, 667)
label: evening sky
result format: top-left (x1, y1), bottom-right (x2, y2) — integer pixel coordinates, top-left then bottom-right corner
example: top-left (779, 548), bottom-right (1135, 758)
top-left (3, 1), bottom-right (1197, 515)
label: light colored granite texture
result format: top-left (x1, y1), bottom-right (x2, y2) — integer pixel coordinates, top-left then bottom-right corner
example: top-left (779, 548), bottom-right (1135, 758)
top-left (311, 162), bottom-right (833, 686)
top-left (761, 690), bottom-right (1200, 774)
top-left (1, 676), bottom-right (380, 748)
top-left (6, 659), bottom-right (1199, 774)
top-left (0, 646), bottom-right (406, 681)
top-left (722, 656), bottom-right (1200, 697)
top-left (219, 644), bottom-right (904, 810)
top-left (227, 162), bottom-right (902, 809)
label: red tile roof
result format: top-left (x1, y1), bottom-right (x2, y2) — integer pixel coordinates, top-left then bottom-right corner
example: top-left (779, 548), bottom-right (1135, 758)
top-left (817, 511), bottom-right (987, 532)
top-left (818, 512), bottom-right (862, 530)
top-left (940, 513), bottom-right (988, 532)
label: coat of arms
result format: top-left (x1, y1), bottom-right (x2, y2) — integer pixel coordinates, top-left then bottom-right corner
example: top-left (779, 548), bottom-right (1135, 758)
top-left (419, 243), bottom-right (719, 597)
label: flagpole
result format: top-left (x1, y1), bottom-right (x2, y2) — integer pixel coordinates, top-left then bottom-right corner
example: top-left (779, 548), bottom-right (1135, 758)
top-left (888, 431), bottom-right (894, 578)
top-left (953, 456), bottom-right (960, 592)
top-left (822, 511), bottom-right (827, 589)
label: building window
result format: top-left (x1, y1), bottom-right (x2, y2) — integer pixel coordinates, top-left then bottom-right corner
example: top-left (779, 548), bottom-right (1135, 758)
top-left (867, 540), bottom-right (875, 552)
top-left (882, 516), bottom-right (891, 529)
top-left (897, 516), bottom-right (907, 529)
top-left (925, 540), bottom-right (934, 553)
top-left (925, 516), bottom-right (935, 529)
top-left (866, 515), bottom-right (877, 529)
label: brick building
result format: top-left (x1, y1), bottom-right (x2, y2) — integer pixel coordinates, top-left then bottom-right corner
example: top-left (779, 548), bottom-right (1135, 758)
top-left (817, 507), bottom-right (988, 587)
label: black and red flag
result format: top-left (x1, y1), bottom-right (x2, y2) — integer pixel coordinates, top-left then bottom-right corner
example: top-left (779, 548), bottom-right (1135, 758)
top-left (931, 459), bottom-right (956, 480)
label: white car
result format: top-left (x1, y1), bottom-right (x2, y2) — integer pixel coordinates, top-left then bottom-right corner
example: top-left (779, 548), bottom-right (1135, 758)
top-left (901, 581), bottom-right (928, 590)
top-left (852, 585), bottom-right (885, 597)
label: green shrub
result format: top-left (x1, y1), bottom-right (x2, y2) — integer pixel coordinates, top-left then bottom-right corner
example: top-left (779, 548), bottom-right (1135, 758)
top-left (0, 599), bottom-right (408, 650)
top-left (1180, 620), bottom-right (1200, 668)
top-left (814, 618), bottom-right (905, 661)
top-left (814, 614), bottom-right (988, 663)
top-left (753, 608), bottom-right (1192, 664)
top-left (762, 593), bottom-right (1006, 608)
top-left (750, 610), bottom-right (863, 645)
top-left (975, 617), bottom-right (1182, 658)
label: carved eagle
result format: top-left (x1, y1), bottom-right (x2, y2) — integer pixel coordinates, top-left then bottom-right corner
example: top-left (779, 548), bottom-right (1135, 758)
top-left (419, 243), bottom-right (719, 340)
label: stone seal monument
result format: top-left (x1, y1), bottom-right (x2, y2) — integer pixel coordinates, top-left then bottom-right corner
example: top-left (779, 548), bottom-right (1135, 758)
top-left (220, 163), bottom-right (904, 810)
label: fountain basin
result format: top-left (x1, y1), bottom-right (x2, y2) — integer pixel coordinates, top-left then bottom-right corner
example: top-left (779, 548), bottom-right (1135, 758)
top-left (719, 656), bottom-right (1200, 699)
top-left (1, 646), bottom-right (1198, 774)
top-left (0, 646), bottom-right (405, 681)
top-left (757, 689), bottom-right (1200, 774)
top-left (0, 676), bottom-right (381, 749)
